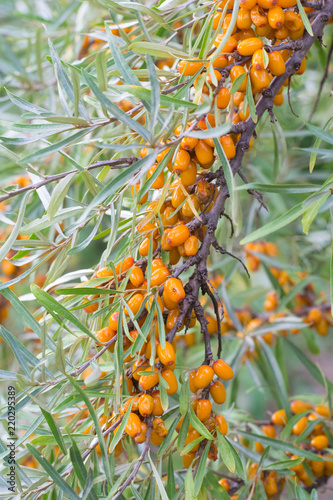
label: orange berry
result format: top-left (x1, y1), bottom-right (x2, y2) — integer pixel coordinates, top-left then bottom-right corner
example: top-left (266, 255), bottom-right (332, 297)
top-left (139, 236), bottom-right (157, 256)
top-left (267, 6), bottom-right (284, 29)
top-left (292, 416), bottom-right (308, 436)
top-left (161, 368), bottom-right (178, 394)
top-left (157, 342), bottom-right (176, 366)
top-left (262, 425), bottom-right (276, 438)
top-left (135, 421), bottom-right (148, 443)
top-left (195, 365), bottom-right (214, 389)
top-left (237, 37), bottom-right (263, 56)
top-left (219, 136), bottom-right (236, 159)
top-left (257, 0), bottom-right (277, 8)
top-left (182, 451), bottom-right (196, 468)
top-left (174, 149), bottom-right (191, 173)
top-left (315, 404), bottom-right (330, 417)
top-left (216, 87), bottom-right (231, 109)
top-left (219, 478), bottom-right (230, 491)
top-left (150, 266), bottom-right (170, 287)
top-left (311, 435), bottom-right (329, 450)
top-left (164, 278), bottom-right (185, 303)
top-left (161, 206), bottom-right (178, 227)
top-left (109, 312), bottom-right (119, 331)
top-left (284, 11), bottom-right (303, 32)
top-left (184, 235), bottom-right (199, 256)
top-left (237, 8), bottom-right (252, 30)
top-left (147, 164), bottom-right (164, 189)
top-left (213, 359), bottom-right (233, 381)
top-left (194, 140), bottom-right (214, 166)
top-left (150, 429), bottom-right (164, 446)
top-left (290, 400), bottom-right (313, 414)
top-left (189, 370), bottom-right (198, 393)
top-left (171, 185), bottom-right (187, 208)
top-left (209, 380), bottom-right (226, 404)
top-left (252, 49), bottom-right (265, 71)
top-left (230, 66), bottom-right (248, 92)
top-left (214, 35), bottom-right (238, 53)
top-left (139, 367), bottom-right (159, 391)
top-left (138, 394), bottom-right (154, 417)
top-left (132, 183), bottom-right (148, 204)
top-left (129, 266), bottom-right (145, 287)
top-left (125, 412), bottom-right (141, 437)
top-left (268, 50), bottom-right (286, 76)
top-left (177, 60), bottom-right (205, 76)
top-left (215, 414), bottom-right (228, 434)
top-left (240, 0), bottom-right (257, 7)
top-left (180, 161), bottom-right (197, 187)
top-left (250, 67), bottom-right (271, 92)
top-left (181, 136), bottom-right (198, 151)
top-left (250, 5), bottom-right (268, 27)
top-left (95, 326), bottom-right (116, 345)
top-left (271, 409), bottom-right (287, 426)
top-left (125, 293), bottom-right (144, 316)
top-left (184, 429), bottom-right (201, 452)
top-left (151, 391), bottom-right (164, 416)
top-left (196, 399), bottom-right (212, 421)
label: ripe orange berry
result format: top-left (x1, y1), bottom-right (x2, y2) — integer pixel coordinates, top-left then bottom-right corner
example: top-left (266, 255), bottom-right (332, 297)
top-left (196, 399), bottom-right (212, 421)
top-left (161, 206), bottom-right (178, 227)
top-left (182, 451), bottom-right (197, 468)
top-left (267, 6), bottom-right (284, 29)
top-left (248, 462), bottom-right (258, 479)
top-left (177, 60), bottom-right (205, 76)
top-left (125, 293), bottom-right (144, 316)
top-left (145, 295), bottom-right (164, 316)
top-left (252, 49), bottom-right (265, 71)
top-left (264, 476), bottom-right (278, 496)
top-left (316, 317), bottom-right (328, 336)
top-left (109, 312), bottom-right (119, 331)
top-left (257, 0), bottom-right (277, 8)
top-left (216, 87), bottom-right (231, 109)
top-left (213, 54), bottom-right (229, 69)
top-left (132, 183), bottom-right (148, 204)
top-left (151, 391), bottom-right (164, 416)
top-left (180, 161), bottom-right (197, 187)
top-left (194, 140), bottom-right (214, 166)
top-left (250, 5), bottom-right (268, 27)
top-left (150, 429), bottom-right (164, 446)
top-left (214, 35), bottom-right (238, 53)
top-left (134, 421), bottom-right (148, 443)
top-left (311, 435), bottom-right (329, 450)
top-left (181, 136), bottom-right (198, 151)
top-left (262, 425), bottom-right (276, 438)
top-left (240, 0), bottom-right (256, 7)
top-left (157, 341), bottom-right (176, 366)
top-left (139, 236), bottom-right (157, 256)
top-left (174, 149), bottom-right (191, 172)
top-left (125, 412), bottom-right (141, 437)
top-left (161, 368), bottom-right (178, 394)
top-left (162, 290), bottom-right (179, 310)
top-left (129, 266), bottom-right (145, 287)
top-left (271, 409), bottom-right (287, 426)
top-left (132, 359), bottom-right (149, 381)
top-left (171, 185), bottom-right (187, 208)
top-left (290, 400), bottom-right (313, 414)
top-left (268, 50), bottom-right (286, 76)
top-left (237, 37), bottom-right (263, 56)
top-left (195, 365), bottom-right (214, 389)
top-left (230, 66), bottom-right (248, 92)
top-left (189, 370), bottom-right (198, 393)
top-left (292, 416), bottom-right (308, 436)
top-left (147, 164), bottom-right (164, 189)
top-left (213, 359), bottom-right (234, 381)
top-left (138, 394), bottom-right (154, 417)
top-left (185, 429), bottom-right (201, 452)
top-left (237, 8), bottom-right (252, 30)
top-left (284, 11), bottom-right (303, 32)
top-left (95, 326), bottom-right (116, 345)
top-left (215, 414), bottom-right (228, 434)
top-left (184, 235), bottom-right (199, 256)
top-left (277, 0), bottom-right (296, 5)
top-left (182, 194), bottom-right (200, 219)
top-left (150, 266), bottom-right (170, 287)
top-left (210, 380), bottom-right (227, 404)
top-left (250, 67), bottom-right (271, 92)
top-left (219, 135), bottom-right (236, 159)
top-left (315, 404), bottom-right (330, 417)
top-left (164, 278), bottom-right (185, 303)
top-left (139, 367), bottom-right (159, 391)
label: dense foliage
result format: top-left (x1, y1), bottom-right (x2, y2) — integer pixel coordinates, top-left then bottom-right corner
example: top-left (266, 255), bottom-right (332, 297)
top-left (1, 0), bottom-right (333, 498)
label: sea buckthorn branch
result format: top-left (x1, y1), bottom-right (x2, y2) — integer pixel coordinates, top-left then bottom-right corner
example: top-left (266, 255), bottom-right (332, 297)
top-left (0, 157), bottom-right (138, 204)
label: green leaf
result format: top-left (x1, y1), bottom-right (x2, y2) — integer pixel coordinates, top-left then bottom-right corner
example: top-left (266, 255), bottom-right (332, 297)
top-left (241, 202), bottom-right (306, 245)
top-left (41, 409), bottom-right (67, 455)
top-left (238, 431), bottom-right (323, 461)
top-left (83, 70), bottom-right (150, 141)
top-left (217, 432), bottom-right (235, 473)
top-left (295, 482), bottom-right (311, 500)
top-left (184, 465), bottom-right (196, 500)
top-left (305, 122), bottom-right (333, 146)
top-left (296, 0), bottom-right (313, 36)
top-left (246, 72), bottom-right (257, 122)
top-left (166, 454), bottom-right (176, 498)
top-left (26, 444), bottom-right (80, 500)
top-left (31, 284), bottom-right (96, 340)
top-left (67, 375), bottom-right (112, 485)
top-left (47, 172), bottom-right (76, 220)
top-left (189, 405), bottom-right (214, 440)
top-left (129, 41), bottom-right (190, 60)
top-left (235, 183), bottom-right (319, 194)
top-left (309, 117), bottom-right (333, 172)
top-left (230, 73), bottom-right (247, 95)
top-left (118, 85), bottom-right (197, 109)
top-left (302, 192), bottom-right (330, 235)
top-left (147, 55), bottom-right (160, 132)
top-left (283, 337), bottom-right (333, 390)
top-left (148, 451), bottom-right (169, 500)
top-left (0, 193), bottom-right (28, 263)
top-left (258, 338), bottom-right (290, 417)
top-left (106, 1), bottom-right (173, 31)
